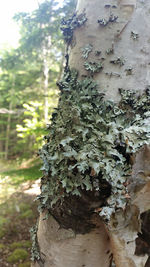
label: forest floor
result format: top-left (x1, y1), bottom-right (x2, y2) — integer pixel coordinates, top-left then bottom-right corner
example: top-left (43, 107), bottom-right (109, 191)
top-left (0, 158), bottom-right (42, 267)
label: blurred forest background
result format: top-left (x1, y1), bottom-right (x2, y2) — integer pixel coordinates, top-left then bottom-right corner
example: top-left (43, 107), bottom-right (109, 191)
top-left (0, 1), bottom-right (76, 266)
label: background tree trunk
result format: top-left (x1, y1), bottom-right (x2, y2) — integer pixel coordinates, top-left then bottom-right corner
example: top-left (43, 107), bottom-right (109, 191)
top-left (32, 0), bottom-right (150, 266)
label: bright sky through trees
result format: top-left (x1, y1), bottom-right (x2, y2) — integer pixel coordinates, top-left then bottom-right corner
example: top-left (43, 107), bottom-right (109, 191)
top-left (0, 0), bottom-right (64, 49)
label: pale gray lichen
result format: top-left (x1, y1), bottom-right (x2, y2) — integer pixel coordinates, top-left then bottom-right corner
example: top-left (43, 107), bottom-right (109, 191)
top-left (95, 50), bottom-right (102, 56)
top-left (61, 13), bottom-right (87, 44)
top-left (125, 67), bottom-right (133, 75)
top-left (131, 31), bottom-right (139, 40)
top-left (30, 223), bottom-right (41, 262)
top-left (38, 69), bottom-right (150, 222)
top-left (105, 48), bottom-right (114, 55)
top-left (110, 57), bottom-right (125, 66)
top-left (98, 14), bottom-right (118, 27)
top-left (105, 72), bottom-right (121, 77)
top-left (82, 44), bottom-right (93, 59)
top-left (84, 61), bottom-right (103, 74)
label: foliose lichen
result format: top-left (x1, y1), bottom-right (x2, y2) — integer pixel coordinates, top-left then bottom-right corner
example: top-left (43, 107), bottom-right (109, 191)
top-left (84, 61), bottom-right (103, 74)
top-left (131, 31), bottom-right (139, 40)
top-left (82, 44), bottom-right (93, 59)
top-left (95, 50), bottom-right (102, 56)
top-left (38, 69), bottom-right (150, 222)
top-left (98, 14), bottom-right (118, 27)
top-left (60, 12), bottom-right (87, 44)
top-left (30, 223), bottom-right (41, 262)
top-left (110, 57), bottom-right (125, 67)
top-left (105, 48), bottom-right (114, 55)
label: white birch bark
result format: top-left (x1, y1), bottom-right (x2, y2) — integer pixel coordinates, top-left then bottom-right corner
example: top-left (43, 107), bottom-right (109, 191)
top-left (33, 1), bottom-right (150, 266)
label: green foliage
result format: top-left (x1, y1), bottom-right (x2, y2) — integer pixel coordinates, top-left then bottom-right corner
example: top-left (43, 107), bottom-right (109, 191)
top-left (1, 163), bottom-right (42, 185)
top-left (0, 244), bottom-right (5, 250)
top-left (7, 248), bottom-right (28, 263)
top-left (0, 216), bottom-right (10, 238)
top-left (10, 241), bottom-right (31, 250)
top-left (39, 69), bottom-right (150, 221)
top-left (0, 0), bottom-right (77, 159)
top-left (18, 262), bottom-right (31, 267)
top-left (20, 209), bottom-right (34, 219)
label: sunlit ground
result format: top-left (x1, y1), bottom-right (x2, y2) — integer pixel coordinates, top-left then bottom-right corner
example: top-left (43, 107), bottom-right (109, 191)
top-left (0, 159), bottom-right (41, 266)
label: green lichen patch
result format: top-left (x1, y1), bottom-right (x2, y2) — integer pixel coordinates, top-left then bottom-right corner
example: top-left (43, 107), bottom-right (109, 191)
top-left (125, 67), bottom-right (133, 75)
top-left (105, 48), bottom-right (114, 55)
top-left (105, 72), bottom-right (121, 77)
top-left (7, 248), bottom-right (28, 263)
top-left (39, 69), bottom-right (150, 223)
top-left (98, 14), bottom-right (118, 27)
top-left (110, 57), bottom-right (125, 66)
top-left (95, 50), bottom-right (101, 56)
top-left (84, 61), bottom-right (103, 74)
top-left (82, 44), bottom-right (93, 59)
top-left (131, 31), bottom-right (139, 40)
top-left (61, 12), bottom-right (87, 44)
top-left (30, 223), bottom-right (41, 262)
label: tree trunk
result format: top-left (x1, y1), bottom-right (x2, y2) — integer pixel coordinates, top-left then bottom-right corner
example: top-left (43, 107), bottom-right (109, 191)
top-left (5, 89), bottom-right (14, 160)
top-left (32, 0), bottom-right (150, 266)
top-left (43, 44), bottom-right (50, 124)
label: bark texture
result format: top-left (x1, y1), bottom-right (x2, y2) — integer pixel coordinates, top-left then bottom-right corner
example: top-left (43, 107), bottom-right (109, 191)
top-left (33, 0), bottom-right (150, 266)
top-left (70, 0), bottom-right (150, 101)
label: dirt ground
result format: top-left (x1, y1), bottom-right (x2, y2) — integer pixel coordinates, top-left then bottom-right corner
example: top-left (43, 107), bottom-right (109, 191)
top-left (0, 160), bottom-right (41, 267)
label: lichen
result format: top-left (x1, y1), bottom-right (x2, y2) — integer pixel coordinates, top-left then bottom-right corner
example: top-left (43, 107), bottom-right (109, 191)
top-left (110, 57), bottom-right (125, 66)
top-left (131, 31), bottom-right (139, 40)
top-left (125, 67), bottom-right (133, 75)
top-left (84, 61), bottom-right (103, 74)
top-left (95, 51), bottom-right (101, 56)
top-left (38, 69), bottom-right (150, 222)
top-left (105, 72), bottom-right (121, 78)
top-left (60, 12), bottom-right (87, 44)
top-left (82, 44), bottom-right (93, 59)
top-left (30, 223), bottom-right (41, 262)
top-left (98, 14), bottom-right (118, 27)
top-left (105, 48), bottom-right (114, 55)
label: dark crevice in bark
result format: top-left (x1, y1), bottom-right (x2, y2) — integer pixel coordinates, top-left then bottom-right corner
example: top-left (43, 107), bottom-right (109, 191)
top-left (49, 186), bottom-right (111, 234)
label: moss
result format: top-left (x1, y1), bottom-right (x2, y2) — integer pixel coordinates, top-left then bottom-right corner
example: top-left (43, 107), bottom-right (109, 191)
top-left (19, 203), bottom-right (30, 212)
top-left (10, 240), bottom-right (31, 250)
top-left (20, 209), bottom-right (34, 219)
top-left (0, 229), bottom-right (6, 238)
top-left (0, 243), bottom-right (5, 250)
top-left (7, 248), bottom-right (28, 263)
top-left (0, 216), bottom-right (10, 226)
top-left (22, 240), bottom-right (32, 248)
top-left (18, 262), bottom-right (31, 267)
top-left (0, 216), bottom-right (10, 238)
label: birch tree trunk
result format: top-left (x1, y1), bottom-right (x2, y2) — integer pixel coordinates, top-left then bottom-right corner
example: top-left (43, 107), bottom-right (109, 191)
top-left (32, 0), bottom-right (150, 266)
